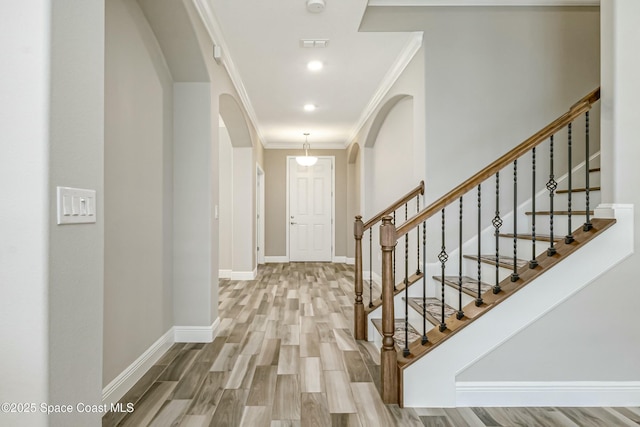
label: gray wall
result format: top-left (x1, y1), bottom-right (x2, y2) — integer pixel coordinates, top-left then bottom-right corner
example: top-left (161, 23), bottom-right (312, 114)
top-left (104, 0), bottom-right (174, 386)
top-left (264, 149), bottom-right (348, 258)
top-left (459, 2), bottom-right (640, 384)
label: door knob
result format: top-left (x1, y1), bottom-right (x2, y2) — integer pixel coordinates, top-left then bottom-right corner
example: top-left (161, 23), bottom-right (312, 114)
top-left (290, 222), bottom-right (297, 225)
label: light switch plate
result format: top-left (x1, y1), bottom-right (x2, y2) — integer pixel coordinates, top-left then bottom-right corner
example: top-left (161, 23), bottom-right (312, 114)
top-left (57, 186), bottom-right (96, 225)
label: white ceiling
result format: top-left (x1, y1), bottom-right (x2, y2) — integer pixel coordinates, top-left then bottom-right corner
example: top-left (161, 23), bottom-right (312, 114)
top-left (198, 0), bottom-right (418, 148)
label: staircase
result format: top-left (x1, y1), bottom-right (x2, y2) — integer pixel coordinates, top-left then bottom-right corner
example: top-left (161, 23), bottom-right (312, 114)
top-left (352, 88), bottom-right (633, 406)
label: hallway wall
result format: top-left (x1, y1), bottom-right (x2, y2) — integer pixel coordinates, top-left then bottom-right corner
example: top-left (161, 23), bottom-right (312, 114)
top-left (104, 0), bottom-right (174, 387)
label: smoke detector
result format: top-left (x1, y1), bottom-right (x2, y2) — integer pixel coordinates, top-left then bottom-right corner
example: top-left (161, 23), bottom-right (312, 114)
top-left (306, 0), bottom-right (325, 13)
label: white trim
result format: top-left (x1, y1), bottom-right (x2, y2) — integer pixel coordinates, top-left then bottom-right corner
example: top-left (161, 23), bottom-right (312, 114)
top-left (256, 164), bottom-right (265, 265)
top-left (219, 269), bottom-right (232, 279)
top-left (267, 142), bottom-right (347, 150)
top-left (345, 257), bottom-right (356, 265)
top-left (265, 256), bottom-right (289, 263)
top-left (456, 381), bottom-right (640, 407)
top-left (102, 328), bottom-right (175, 406)
top-left (230, 269), bottom-right (257, 280)
top-left (174, 318), bottom-right (220, 343)
top-left (367, 0), bottom-right (599, 6)
top-left (333, 256), bottom-right (346, 263)
top-left (286, 156), bottom-right (335, 262)
top-left (191, 0), bottom-right (266, 146)
top-left (346, 32), bottom-right (423, 147)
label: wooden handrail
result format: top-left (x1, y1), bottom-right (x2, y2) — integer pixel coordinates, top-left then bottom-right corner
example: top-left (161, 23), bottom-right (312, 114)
top-left (363, 180), bottom-right (425, 230)
top-left (396, 88), bottom-right (600, 240)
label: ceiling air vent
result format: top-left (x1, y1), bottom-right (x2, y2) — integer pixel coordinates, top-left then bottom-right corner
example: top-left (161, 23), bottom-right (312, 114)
top-left (300, 39), bottom-right (329, 48)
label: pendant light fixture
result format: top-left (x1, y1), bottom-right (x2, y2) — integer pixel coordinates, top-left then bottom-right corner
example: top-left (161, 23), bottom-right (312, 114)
top-left (296, 133), bottom-right (318, 166)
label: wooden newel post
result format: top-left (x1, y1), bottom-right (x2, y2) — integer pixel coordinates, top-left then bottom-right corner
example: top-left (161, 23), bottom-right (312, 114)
top-left (354, 215), bottom-right (365, 340)
top-left (380, 215), bottom-right (399, 404)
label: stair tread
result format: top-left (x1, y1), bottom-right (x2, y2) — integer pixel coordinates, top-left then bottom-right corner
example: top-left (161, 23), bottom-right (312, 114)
top-left (406, 297), bottom-right (457, 326)
top-left (432, 275), bottom-right (492, 296)
top-left (556, 186), bottom-right (600, 194)
top-left (364, 272), bottom-right (424, 316)
top-left (463, 254), bottom-right (528, 269)
top-left (525, 210), bottom-right (593, 215)
top-left (499, 233), bottom-right (562, 242)
top-left (371, 318), bottom-right (422, 349)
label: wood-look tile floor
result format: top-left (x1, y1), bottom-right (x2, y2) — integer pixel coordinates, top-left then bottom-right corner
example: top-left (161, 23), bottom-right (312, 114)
top-left (104, 263), bottom-right (640, 427)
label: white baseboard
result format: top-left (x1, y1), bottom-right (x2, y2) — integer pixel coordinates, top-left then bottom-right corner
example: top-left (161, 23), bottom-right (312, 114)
top-left (265, 256), bottom-right (288, 263)
top-left (102, 327), bottom-right (175, 407)
top-left (174, 318), bottom-right (220, 343)
top-left (230, 269), bottom-right (257, 280)
top-left (333, 256), bottom-right (346, 263)
top-left (219, 269), bottom-right (232, 279)
top-left (345, 257), bottom-right (355, 265)
top-left (456, 381), bottom-right (640, 407)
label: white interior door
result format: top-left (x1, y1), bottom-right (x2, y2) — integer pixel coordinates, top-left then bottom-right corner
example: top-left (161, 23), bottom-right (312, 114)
top-left (289, 157), bottom-right (333, 262)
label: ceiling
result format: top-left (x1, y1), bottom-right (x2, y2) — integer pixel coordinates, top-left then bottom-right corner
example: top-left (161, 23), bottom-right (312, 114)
top-left (196, 0), bottom-right (419, 148)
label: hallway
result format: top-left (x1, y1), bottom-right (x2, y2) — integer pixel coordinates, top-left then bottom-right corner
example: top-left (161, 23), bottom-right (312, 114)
top-left (102, 263), bottom-right (640, 427)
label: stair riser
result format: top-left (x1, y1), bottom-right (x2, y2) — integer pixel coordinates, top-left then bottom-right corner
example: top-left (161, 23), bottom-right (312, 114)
top-left (463, 258), bottom-right (513, 285)
top-left (526, 214), bottom-right (590, 236)
top-left (498, 237), bottom-right (551, 262)
top-left (536, 191), bottom-right (601, 212)
top-left (440, 280), bottom-right (476, 308)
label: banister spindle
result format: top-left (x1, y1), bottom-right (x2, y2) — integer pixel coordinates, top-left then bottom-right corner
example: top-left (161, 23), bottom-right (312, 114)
top-left (565, 122), bottom-right (574, 244)
top-left (511, 160), bottom-right (519, 282)
top-left (393, 211), bottom-right (396, 290)
top-left (457, 196), bottom-right (464, 319)
top-left (530, 148), bottom-right (538, 269)
top-left (354, 216), bottom-right (365, 340)
top-left (421, 219), bottom-right (428, 345)
top-left (403, 204), bottom-right (409, 357)
top-left (438, 208), bottom-right (448, 332)
top-left (492, 174), bottom-right (502, 294)
top-left (547, 136), bottom-right (557, 256)
top-left (477, 184), bottom-right (484, 304)
top-left (416, 195), bottom-right (421, 275)
top-left (380, 216), bottom-right (398, 404)
top-left (584, 111), bottom-right (593, 231)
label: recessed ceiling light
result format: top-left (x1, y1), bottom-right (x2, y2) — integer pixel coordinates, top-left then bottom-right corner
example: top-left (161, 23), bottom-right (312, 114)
top-left (304, 104), bottom-right (317, 112)
top-left (307, 60), bottom-right (323, 71)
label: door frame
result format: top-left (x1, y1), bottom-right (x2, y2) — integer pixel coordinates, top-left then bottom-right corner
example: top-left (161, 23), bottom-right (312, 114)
top-left (256, 163), bottom-right (265, 265)
top-left (285, 155), bottom-right (335, 262)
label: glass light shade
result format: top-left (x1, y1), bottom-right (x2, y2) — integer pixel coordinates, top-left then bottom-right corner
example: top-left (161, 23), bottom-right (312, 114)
top-left (296, 155), bottom-right (318, 166)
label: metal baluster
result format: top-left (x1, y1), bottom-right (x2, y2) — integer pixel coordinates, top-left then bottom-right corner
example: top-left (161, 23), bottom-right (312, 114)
top-left (457, 196), bottom-right (464, 319)
top-left (530, 148), bottom-right (538, 268)
top-left (511, 160), bottom-right (519, 282)
top-left (584, 111), bottom-right (593, 231)
top-left (369, 228), bottom-right (373, 307)
top-left (492, 173), bottom-right (502, 294)
top-left (421, 219), bottom-right (428, 345)
top-left (404, 203), bottom-right (408, 285)
top-left (477, 184), bottom-right (484, 304)
top-left (416, 195), bottom-right (421, 275)
top-left (565, 123), bottom-right (575, 244)
top-left (438, 208), bottom-right (448, 331)
top-left (403, 203), bottom-right (409, 356)
top-left (547, 136), bottom-right (558, 256)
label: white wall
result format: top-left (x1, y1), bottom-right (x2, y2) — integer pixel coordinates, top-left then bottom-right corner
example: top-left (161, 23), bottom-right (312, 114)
top-left (0, 1), bottom-right (51, 425)
top-left (173, 83), bottom-right (217, 328)
top-left (459, 0), bottom-right (640, 385)
top-left (233, 148), bottom-right (255, 275)
top-left (219, 122), bottom-right (233, 274)
top-left (104, 0), bottom-right (174, 386)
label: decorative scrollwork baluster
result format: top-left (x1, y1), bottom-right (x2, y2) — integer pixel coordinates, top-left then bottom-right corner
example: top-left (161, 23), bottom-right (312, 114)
top-left (369, 228), bottom-right (373, 308)
top-left (457, 196), bottom-right (464, 320)
top-left (416, 195), bottom-right (421, 275)
top-left (584, 111), bottom-right (593, 232)
top-left (547, 136), bottom-right (557, 256)
top-left (476, 184), bottom-right (484, 304)
top-left (511, 160), bottom-right (519, 282)
top-left (438, 208), bottom-right (448, 332)
top-left (492, 174), bottom-right (502, 295)
top-left (530, 148), bottom-right (538, 269)
top-left (421, 219), bottom-right (428, 345)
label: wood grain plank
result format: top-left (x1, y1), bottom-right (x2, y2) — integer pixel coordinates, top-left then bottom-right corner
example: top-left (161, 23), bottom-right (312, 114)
top-left (148, 399), bottom-right (190, 427)
top-left (342, 351), bottom-right (371, 383)
top-left (350, 382), bottom-right (393, 427)
top-left (272, 375), bottom-right (301, 420)
top-left (300, 357), bottom-right (324, 393)
top-left (118, 382), bottom-right (176, 427)
top-left (247, 365), bottom-right (277, 406)
top-left (186, 371), bottom-right (227, 416)
top-left (277, 345), bottom-right (300, 375)
top-left (240, 406), bottom-right (271, 427)
top-left (209, 389), bottom-right (247, 427)
top-left (324, 371), bottom-right (356, 414)
top-left (300, 393), bottom-right (331, 427)
top-left (319, 343), bottom-right (345, 371)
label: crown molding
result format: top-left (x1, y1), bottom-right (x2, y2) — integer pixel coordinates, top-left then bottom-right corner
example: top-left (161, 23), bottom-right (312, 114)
top-left (344, 31), bottom-right (423, 148)
top-left (191, 0), bottom-right (267, 146)
top-left (266, 142), bottom-right (348, 150)
top-left (366, 0), bottom-right (599, 6)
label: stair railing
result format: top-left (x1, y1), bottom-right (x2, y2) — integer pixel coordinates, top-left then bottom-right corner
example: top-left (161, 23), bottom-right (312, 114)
top-left (354, 180), bottom-right (424, 340)
top-left (377, 88), bottom-right (600, 404)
